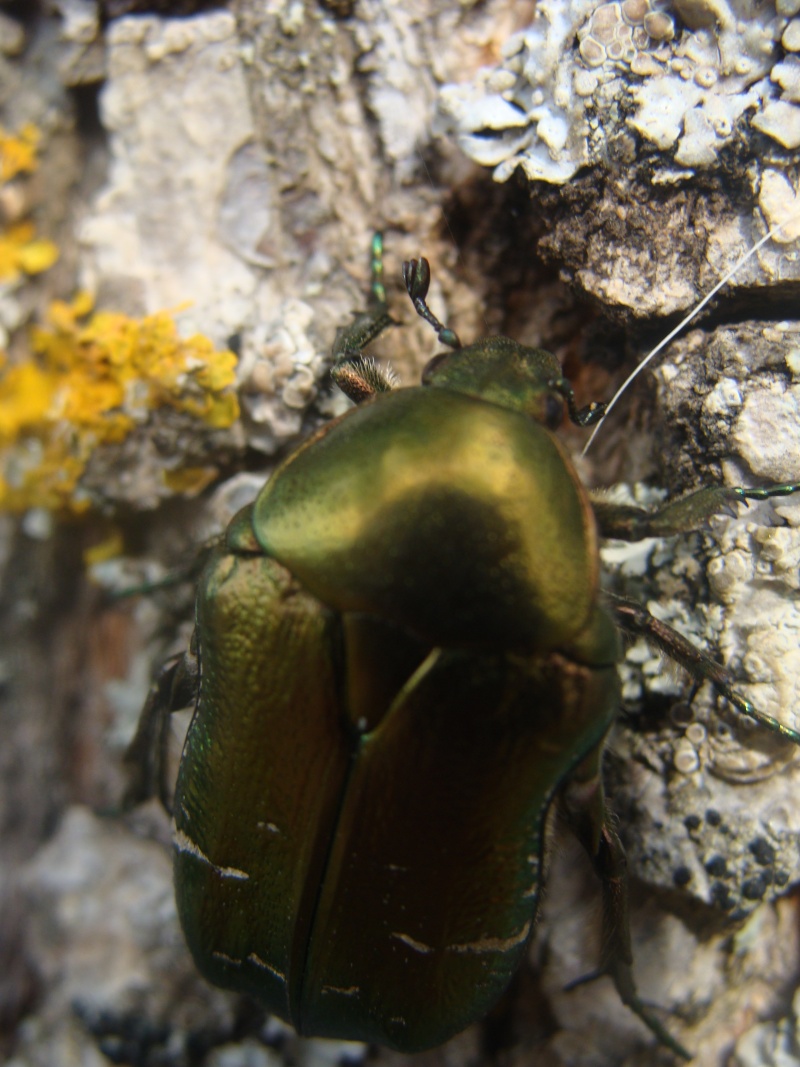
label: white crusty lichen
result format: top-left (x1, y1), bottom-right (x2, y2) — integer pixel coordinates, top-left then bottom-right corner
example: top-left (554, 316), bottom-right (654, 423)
top-left (438, 0), bottom-right (800, 183)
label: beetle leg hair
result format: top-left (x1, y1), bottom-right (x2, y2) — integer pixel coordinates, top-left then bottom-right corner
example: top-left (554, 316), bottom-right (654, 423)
top-left (123, 647), bottom-right (199, 811)
top-left (592, 482), bottom-right (800, 540)
top-left (560, 754), bottom-right (692, 1060)
top-left (331, 234), bottom-right (397, 403)
top-left (609, 592), bottom-right (800, 745)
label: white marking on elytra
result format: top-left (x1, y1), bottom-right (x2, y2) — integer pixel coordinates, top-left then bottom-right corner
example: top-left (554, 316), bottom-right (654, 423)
top-left (247, 953), bottom-right (286, 981)
top-left (392, 918), bottom-right (533, 956)
top-left (582, 205), bottom-right (800, 457)
top-left (212, 950), bottom-right (242, 966)
top-left (211, 950), bottom-right (287, 983)
top-left (391, 932), bottom-right (435, 954)
top-left (321, 984), bottom-right (361, 997)
top-left (256, 820), bottom-right (281, 835)
top-left (173, 828), bottom-right (250, 880)
top-left (446, 919), bottom-right (532, 955)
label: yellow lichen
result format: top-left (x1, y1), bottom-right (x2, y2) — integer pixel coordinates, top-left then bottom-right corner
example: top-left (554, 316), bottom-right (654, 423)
top-left (0, 123), bottom-right (41, 182)
top-left (0, 125), bottom-right (60, 282)
top-left (0, 125), bottom-right (239, 513)
top-left (0, 221), bottom-right (60, 283)
top-left (0, 294), bottom-right (240, 512)
top-left (83, 529), bottom-right (126, 566)
top-left (162, 466), bottom-right (220, 495)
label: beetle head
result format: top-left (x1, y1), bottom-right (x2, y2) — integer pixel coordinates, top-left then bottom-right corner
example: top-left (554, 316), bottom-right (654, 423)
top-left (422, 337), bottom-right (567, 430)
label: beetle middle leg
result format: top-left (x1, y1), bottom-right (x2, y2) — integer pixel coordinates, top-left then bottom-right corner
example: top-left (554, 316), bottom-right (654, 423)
top-left (560, 753), bottom-right (692, 1061)
top-left (592, 482), bottom-right (800, 540)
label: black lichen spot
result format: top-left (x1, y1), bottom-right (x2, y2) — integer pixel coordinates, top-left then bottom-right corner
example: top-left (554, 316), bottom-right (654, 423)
top-left (318, 0), bottom-right (356, 14)
top-left (101, 0), bottom-right (224, 16)
top-left (704, 855), bottom-right (728, 878)
top-left (710, 882), bottom-right (735, 910)
top-left (748, 837), bottom-right (776, 867)
top-left (75, 1003), bottom-right (172, 1066)
top-left (684, 814), bottom-right (701, 832)
top-left (705, 808), bottom-right (722, 827)
top-left (673, 865), bottom-right (692, 887)
top-left (742, 873), bottom-right (771, 901)
top-left (775, 869), bottom-right (790, 887)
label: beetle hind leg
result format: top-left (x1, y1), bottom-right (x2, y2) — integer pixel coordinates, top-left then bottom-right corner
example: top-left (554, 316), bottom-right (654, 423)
top-left (561, 761), bottom-right (692, 1060)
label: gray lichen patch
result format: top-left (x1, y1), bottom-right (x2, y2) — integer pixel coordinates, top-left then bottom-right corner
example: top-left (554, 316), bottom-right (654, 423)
top-left (439, 0), bottom-right (800, 180)
top-left (437, 0), bottom-right (800, 325)
top-left (608, 711), bottom-right (800, 915)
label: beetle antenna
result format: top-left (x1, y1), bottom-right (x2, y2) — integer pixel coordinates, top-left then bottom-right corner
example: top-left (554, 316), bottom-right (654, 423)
top-left (581, 204), bottom-right (800, 457)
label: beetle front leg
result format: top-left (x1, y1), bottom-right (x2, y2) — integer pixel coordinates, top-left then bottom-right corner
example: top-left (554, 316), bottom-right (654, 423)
top-left (123, 646), bottom-right (199, 811)
top-left (561, 758), bottom-right (692, 1061)
top-left (330, 233), bottom-right (397, 403)
top-left (593, 482), bottom-right (800, 540)
top-left (402, 254), bottom-right (462, 349)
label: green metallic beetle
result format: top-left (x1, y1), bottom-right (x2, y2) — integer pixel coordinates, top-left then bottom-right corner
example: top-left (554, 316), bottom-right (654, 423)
top-left (128, 235), bottom-right (800, 1060)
